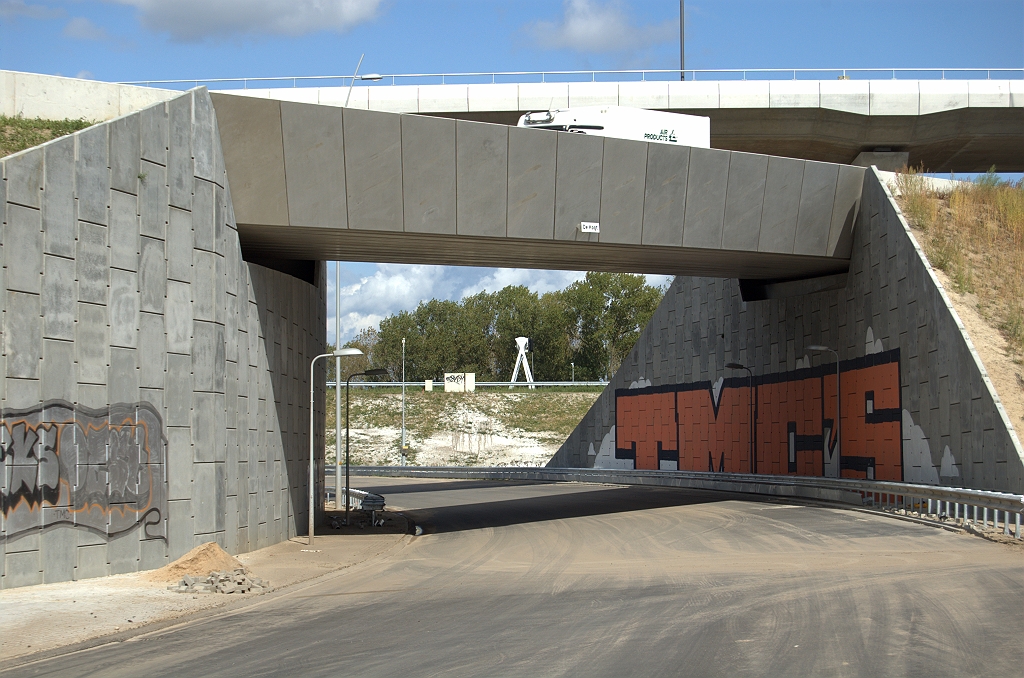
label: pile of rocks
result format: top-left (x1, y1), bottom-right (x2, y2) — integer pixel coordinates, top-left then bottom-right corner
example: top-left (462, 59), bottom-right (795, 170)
top-left (168, 568), bottom-right (269, 594)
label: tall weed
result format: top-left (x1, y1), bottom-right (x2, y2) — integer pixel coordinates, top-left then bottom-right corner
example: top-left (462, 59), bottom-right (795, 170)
top-left (895, 167), bottom-right (937, 229)
top-left (897, 173), bottom-right (1023, 352)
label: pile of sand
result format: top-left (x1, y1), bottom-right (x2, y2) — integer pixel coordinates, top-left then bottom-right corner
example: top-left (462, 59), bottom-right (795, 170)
top-left (142, 542), bottom-right (246, 584)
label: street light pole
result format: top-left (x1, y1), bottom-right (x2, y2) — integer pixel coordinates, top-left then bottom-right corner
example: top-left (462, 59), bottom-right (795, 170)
top-left (679, 0), bottom-right (685, 80)
top-left (726, 362), bottom-right (755, 473)
top-left (345, 368), bottom-right (389, 525)
top-left (401, 337), bottom-right (406, 466)
top-left (335, 262), bottom-right (342, 513)
top-left (808, 345), bottom-right (841, 477)
top-left (309, 349), bottom-right (353, 546)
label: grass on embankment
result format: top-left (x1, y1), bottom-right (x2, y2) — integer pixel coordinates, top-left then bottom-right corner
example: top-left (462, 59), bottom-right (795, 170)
top-left (1, 115), bottom-right (93, 158)
top-left (896, 170), bottom-right (1024, 358)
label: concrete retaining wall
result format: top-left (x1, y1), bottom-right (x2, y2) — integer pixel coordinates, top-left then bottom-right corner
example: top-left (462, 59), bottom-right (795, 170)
top-left (0, 89), bottom-right (326, 588)
top-left (0, 70), bottom-right (177, 122)
top-left (553, 168), bottom-right (1024, 494)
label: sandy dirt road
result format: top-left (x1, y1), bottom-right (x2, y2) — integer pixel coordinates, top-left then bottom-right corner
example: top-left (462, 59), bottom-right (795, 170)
top-left (6, 478), bottom-right (1022, 677)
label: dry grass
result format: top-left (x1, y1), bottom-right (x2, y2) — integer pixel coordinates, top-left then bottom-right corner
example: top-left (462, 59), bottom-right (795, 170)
top-left (0, 115), bottom-right (93, 158)
top-left (895, 168), bottom-right (1024, 355)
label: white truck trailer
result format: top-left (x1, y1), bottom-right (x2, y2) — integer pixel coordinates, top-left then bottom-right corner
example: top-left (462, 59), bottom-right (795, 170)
top-left (516, 105), bottom-right (710, 148)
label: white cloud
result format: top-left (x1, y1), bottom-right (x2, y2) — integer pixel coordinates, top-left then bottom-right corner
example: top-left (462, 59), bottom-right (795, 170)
top-left (458, 269), bottom-right (588, 298)
top-left (113, 0), bottom-right (383, 42)
top-left (0, 0), bottom-right (62, 19)
top-left (529, 0), bottom-right (675, 54)
top-left (63, 17), bottom-right (111, 41)
top-left (63, 16), bottom-right (134, 49)
top-left (330, 264), bottom-right (459, 343)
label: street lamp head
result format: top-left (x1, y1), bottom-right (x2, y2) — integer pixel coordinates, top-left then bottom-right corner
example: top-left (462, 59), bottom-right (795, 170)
top-left (725, 362), bottom-right (746, 370)
top-left (334, 347), bottom-right (364, 357)
top-left (807, 345), bottom-right (831, 352)
top-left (362, 368), bottom-right (389, 377)
top-left (359, 73), bottom-right (383, 81)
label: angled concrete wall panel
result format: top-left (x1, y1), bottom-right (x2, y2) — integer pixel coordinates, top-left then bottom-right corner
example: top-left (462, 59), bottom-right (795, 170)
top-left (344, 108), bottom-right (404, 232)
top-left (721, 152), bottom-right (768, 251)
top-left (281, 101), bottom-right (347, 229)
top-left (456, 120), bottom-right (508, 238)
top-left (758, 156), bottom-right (805, 253)
top-left (682, 148), bottom-right (730, 249)
top-left (1, 89), bottom-right (326, 589)
top-left (598, 137), bottom-right (647, 245)
top-left (552, 132), bottom-right (604, 243)
top-left (401, 114), bottom-right (457, 235)
top-left (506, 126), bottom-right (556, 240)
top-left (212, 96), bottom-right (286, 226)
top-left (794, 161), bottom-right (840, 257)
top-left (641, 144), bottom-right (690, 247)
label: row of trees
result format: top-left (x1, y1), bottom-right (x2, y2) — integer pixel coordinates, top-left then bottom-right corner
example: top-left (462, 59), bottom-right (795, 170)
top-left (331, 273), bottom-right (666, 383)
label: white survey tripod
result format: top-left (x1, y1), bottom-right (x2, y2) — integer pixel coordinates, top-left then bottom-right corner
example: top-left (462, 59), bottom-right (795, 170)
top-left (509, 336), bottom-right (535, 389)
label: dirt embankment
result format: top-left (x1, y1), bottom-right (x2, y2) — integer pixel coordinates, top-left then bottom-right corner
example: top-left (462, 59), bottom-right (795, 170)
top-left (894, 174), bottom-right (1024, 434)
top-left (326, 390), bottom-right (601, 467)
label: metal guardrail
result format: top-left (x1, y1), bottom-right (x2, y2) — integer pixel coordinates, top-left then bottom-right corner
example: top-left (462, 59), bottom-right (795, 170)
top-left (352, 466), bottom-right (1024, 539)
top-left (121, 68), bottom-right (1024, 90)
top-left (327, 485), bottom-right (386, 512)
top-left (326, 381), bottom-right (606, 389)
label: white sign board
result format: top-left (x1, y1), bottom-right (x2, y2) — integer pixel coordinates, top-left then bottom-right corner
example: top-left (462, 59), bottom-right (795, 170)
top-left (580, 221), bottom-right (600, 233)
top-left (443, 372), bottom-right (476, 393)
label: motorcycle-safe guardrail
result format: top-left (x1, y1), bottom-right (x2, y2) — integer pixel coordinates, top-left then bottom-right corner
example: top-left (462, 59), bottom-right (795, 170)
top-left (351, 466), bottom-right (1024, 539)
top-left (123, 68), bottom-right (1024, 90)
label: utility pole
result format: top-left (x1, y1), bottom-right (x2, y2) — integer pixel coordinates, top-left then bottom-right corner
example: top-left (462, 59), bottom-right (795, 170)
top-left (401, 337), bottom-right (406, 466)
top-left (679, 0), bottom-right (685, 80)
top-left (334, 262), bottom-right (342, 510)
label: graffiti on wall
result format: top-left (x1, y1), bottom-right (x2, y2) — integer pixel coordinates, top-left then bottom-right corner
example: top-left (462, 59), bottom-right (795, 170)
top-left (0, 400), bottom-right (167, 540)
top-left (614, 349), bottom-right (904, 481)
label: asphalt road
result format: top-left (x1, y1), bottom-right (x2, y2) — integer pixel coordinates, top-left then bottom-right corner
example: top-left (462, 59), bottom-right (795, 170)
top-left (8, 478), bottom-right (1023, 677)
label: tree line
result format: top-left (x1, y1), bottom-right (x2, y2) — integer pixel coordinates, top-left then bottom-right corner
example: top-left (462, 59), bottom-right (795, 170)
top-left (329, 272), bottom-right (666, 383)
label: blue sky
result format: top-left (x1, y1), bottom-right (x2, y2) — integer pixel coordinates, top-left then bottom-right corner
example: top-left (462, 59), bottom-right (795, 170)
top-left (2, 0), bottom-right (1022, 342)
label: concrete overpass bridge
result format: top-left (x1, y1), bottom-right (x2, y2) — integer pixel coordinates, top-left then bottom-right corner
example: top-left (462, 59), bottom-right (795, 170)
top-left (1, 72), bottom-right (1022, 589)
top-left (211, 93), bottom-right (863, 281)
top-left (208, 70), bottom-right (1024, 173)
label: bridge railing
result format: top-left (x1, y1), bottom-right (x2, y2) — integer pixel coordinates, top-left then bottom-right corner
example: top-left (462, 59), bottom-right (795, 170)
top-left (350, 465), bottom-right (1024, 539)
top-left (326, 381), bottom-right (606, 389)
top-left (121, 68), bottom-right (1024, 90)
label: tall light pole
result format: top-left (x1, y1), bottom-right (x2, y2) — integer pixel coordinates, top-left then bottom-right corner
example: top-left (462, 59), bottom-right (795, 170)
top-left (808, 345), bottom-right (841, 477)
top-left (401, 337), bottom-right (406, 466)
top-left (679, 0), bottom-right (685, 80)
top-left (345, 367), bottom-right (388, 525)
top-left (344, 54), bottom-right (384, 107)
top-left (334, 262), bottom-right (342, 513)
top-left (726, 362), bottom-right (755, 473)
top-left (309, 348), bottom-right (356, 546)
top-left (333, 345), bottom-right (364, 513)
